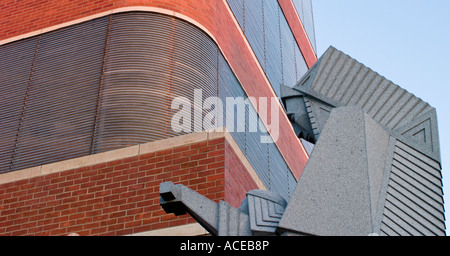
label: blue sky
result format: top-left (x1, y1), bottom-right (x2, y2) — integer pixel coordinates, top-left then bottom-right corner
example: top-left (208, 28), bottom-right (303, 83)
top-left (312, 0), bottom-right (450, 232)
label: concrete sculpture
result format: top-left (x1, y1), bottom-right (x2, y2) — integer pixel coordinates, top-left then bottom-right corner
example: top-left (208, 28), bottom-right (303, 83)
top-left (160, 46), bottom-right (445, 236)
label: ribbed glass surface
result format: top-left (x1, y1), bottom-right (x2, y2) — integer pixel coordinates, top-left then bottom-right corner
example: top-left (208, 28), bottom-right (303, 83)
top-left (7, 17), bottom-right (108, 171)
top-left (292, 0), bottom-right (316, 52)
top-left (92, 12), bottom-right (218, 153)
top-left (0, 11), bottom-right (296, 200)
top-left (218, 52), bottom-right (296, 201)
top-left (226, 0), bottom-right (311, 96)
top-left (0, 37), bottom-right (38, 172)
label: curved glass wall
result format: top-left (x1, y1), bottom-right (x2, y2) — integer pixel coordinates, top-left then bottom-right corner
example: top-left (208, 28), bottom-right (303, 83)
top-left (0, 11), bottom-right (296, 200)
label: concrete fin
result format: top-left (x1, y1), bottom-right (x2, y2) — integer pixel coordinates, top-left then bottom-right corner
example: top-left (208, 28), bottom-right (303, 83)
top-left (363, 113), bottom-right (390, 229)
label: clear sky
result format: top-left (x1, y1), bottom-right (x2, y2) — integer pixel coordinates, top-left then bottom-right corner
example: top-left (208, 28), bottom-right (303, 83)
top-left (312, 0), bottom-right (450, 232)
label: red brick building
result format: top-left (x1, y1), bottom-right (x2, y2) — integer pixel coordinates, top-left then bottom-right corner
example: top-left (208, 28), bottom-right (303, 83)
top-left (0, 0), bottom-right (316, 236)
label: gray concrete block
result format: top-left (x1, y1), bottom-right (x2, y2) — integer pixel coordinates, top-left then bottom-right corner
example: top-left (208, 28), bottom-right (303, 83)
top-left (278, 106), bottom-right (373, 236)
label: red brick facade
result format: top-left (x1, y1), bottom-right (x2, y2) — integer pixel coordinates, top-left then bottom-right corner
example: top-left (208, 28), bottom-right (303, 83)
top-left (0, 137), bottom-right (258, 236)
top-left (224, 141), bottom-right (259, 208)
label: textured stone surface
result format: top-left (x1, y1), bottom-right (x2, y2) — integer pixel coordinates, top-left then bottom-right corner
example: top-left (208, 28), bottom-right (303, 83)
top-left (278, 46), bottom-right (445, 236)
top-left (247, 190), bottom-right (287, 236)
top-left (278, 106), bottom-right (373, 236)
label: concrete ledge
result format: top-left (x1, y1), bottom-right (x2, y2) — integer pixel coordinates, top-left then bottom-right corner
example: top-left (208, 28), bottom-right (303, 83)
top-left (0, 128), bottom-right (264, 190)
top-left (140, 132), bottom-right (208, 155)
top-left (0, 166), bottom-right (41, 184)
top-left (127, 223), bottom-right (209, 236)
top-left (40, 145), bottom-right (140, 176)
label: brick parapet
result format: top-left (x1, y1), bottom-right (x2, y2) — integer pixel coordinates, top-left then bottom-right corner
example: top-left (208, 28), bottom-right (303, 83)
top-left (0, 131), bottom-right (260, 236)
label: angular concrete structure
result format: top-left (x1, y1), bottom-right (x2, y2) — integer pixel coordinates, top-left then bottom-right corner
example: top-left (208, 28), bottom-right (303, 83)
top-left (278, 106), bottom-right (389, 235)
top-left (285, 46), bottom-right (441, 163)
top-left (280, 46), bottom-right (445, 235)
top-left (160, 46), bottom-right (446, 236)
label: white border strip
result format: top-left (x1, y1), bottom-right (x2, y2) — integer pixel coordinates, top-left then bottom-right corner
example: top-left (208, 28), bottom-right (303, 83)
top-left (126, 223), bottom-right (209, 236)
top-left (0, 128), bottom-right (265, 190)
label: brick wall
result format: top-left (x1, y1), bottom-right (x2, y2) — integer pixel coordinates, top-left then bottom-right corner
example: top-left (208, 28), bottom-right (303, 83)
top-left (224, 141), bottom-right (259, 208)
top-left (0, 136), bottom-right (258, 236)
top-left (0, 0), bottom-right (216, 41)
